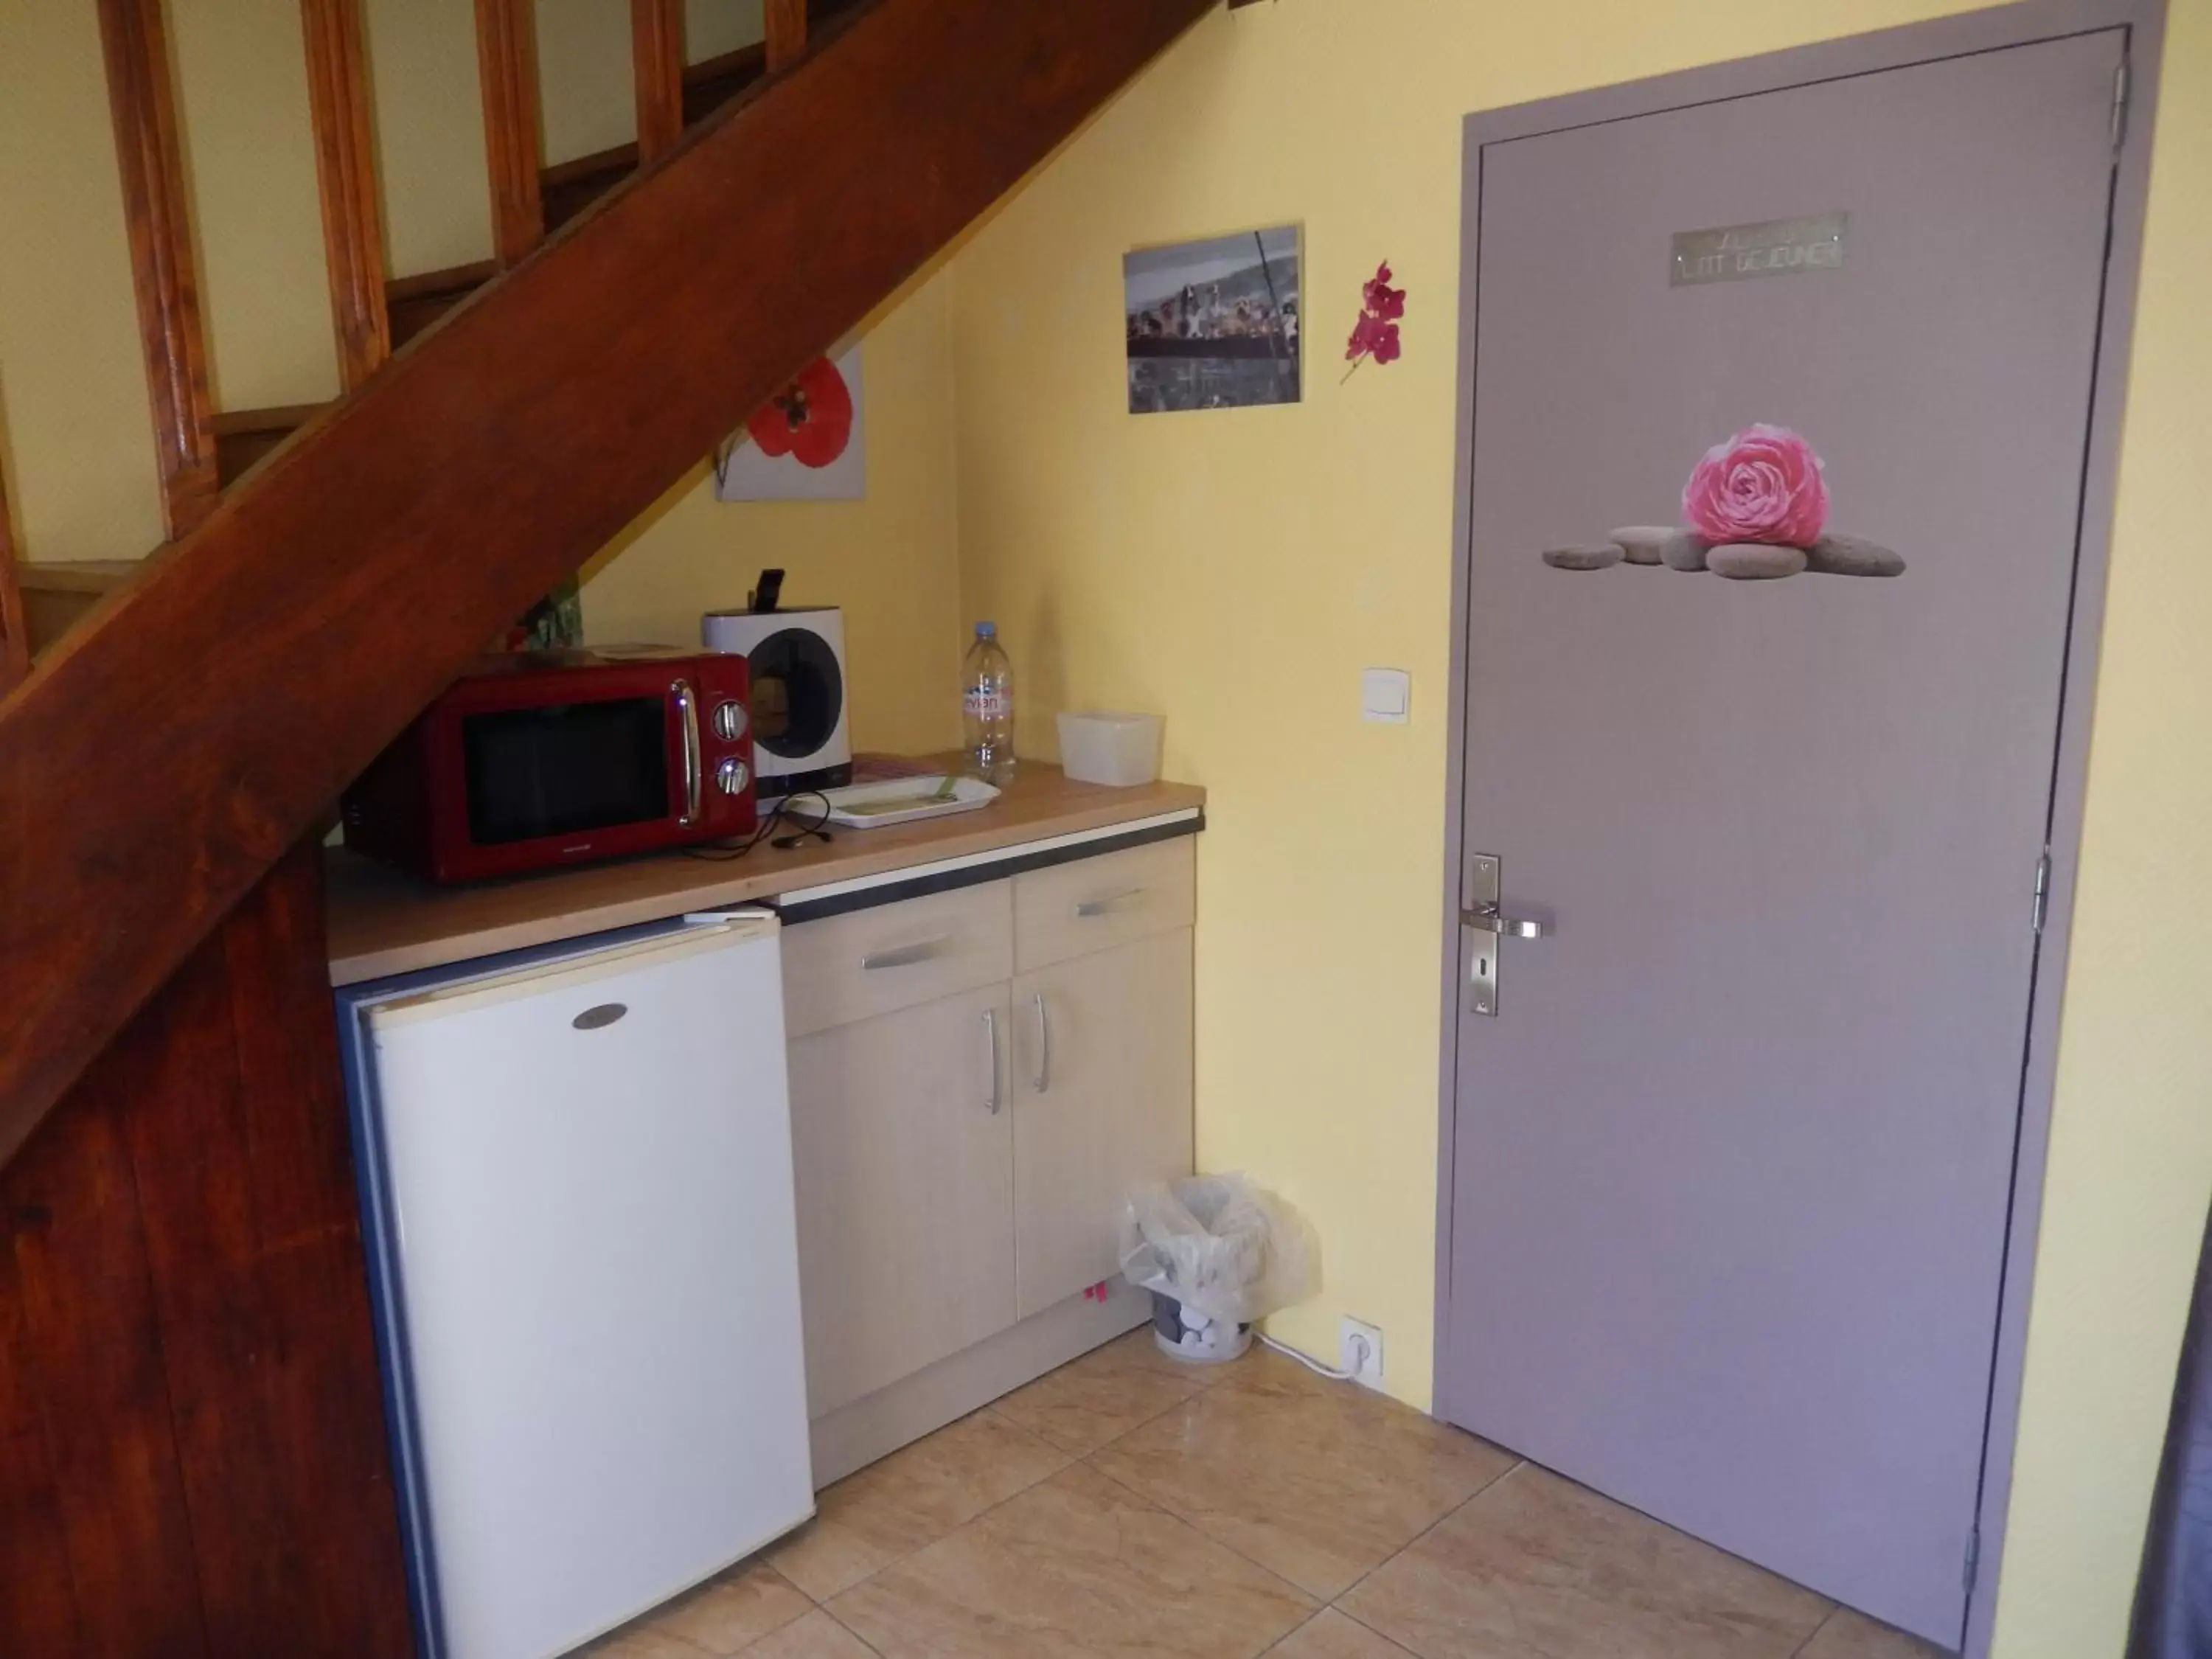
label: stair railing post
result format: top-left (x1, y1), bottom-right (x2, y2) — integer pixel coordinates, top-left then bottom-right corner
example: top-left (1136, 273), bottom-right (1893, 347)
top-left (94, 0), bottom-right (220, 540)
top-left (633, 0), bottom-right (687, 164)
top-left (300, 0), bottom-right (392, 390)
top-left (765, 0), bottom-right (808, 72)
top-left (474, 0), bottom-right (547, 267)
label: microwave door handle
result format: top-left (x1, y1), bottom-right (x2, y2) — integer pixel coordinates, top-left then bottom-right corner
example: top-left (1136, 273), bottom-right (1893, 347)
top-left (672, 678), bottom-right (702, 828)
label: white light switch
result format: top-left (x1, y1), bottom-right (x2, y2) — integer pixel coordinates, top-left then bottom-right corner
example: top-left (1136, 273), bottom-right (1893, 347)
top-left (1361, 668), bottom-right (1411, 724)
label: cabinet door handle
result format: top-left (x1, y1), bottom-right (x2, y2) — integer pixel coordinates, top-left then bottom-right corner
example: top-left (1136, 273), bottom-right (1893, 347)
top-left (1074, 888), bottom-right (1147, 919)
top-left (982, 1008), bottom-right (1002, 1115)
top-left (1031, 993), bottom-right (1051, 1093)
top-left (861, 936), bottom-right (952, 971)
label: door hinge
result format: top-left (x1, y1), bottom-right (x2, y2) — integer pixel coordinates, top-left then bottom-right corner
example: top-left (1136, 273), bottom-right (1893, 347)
top-left (2032, 850), bottom-right (2053, 936)
top-left (1964, 1522), bottom-right (1982, 1594)
top-left (2111, 53), bottom-right (2132, 154)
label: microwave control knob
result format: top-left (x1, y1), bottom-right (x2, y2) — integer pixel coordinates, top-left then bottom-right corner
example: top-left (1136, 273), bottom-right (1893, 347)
top-left (712, 700), bottom-right (748, 742)
top-left (715, 757), bottom-right (751, 797)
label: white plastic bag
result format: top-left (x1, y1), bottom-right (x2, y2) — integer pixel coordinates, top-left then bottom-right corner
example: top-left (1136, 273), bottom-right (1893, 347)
top-left (1118, 1174), bottom-right (1317, 1325)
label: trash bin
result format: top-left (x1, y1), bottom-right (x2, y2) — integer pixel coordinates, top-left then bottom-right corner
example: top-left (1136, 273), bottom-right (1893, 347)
top-left (1119, 1175), bottom-right (1316, 1365)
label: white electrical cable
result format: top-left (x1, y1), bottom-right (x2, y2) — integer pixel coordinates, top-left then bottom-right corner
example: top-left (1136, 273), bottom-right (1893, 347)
top-left (1257, 1332), bottom-right (1362, 1382)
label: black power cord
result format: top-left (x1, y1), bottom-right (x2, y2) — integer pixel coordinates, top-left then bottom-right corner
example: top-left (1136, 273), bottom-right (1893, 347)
top-left (679, 789), bottom-right (835, 862)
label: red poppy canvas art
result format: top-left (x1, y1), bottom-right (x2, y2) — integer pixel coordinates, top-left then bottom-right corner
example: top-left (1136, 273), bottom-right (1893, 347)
top-left (715, 346), bottom-right (868, 501)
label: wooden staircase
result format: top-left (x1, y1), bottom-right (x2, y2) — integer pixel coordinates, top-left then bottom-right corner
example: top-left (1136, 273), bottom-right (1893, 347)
top-left (0, 0), bottom-right (1218, 1652)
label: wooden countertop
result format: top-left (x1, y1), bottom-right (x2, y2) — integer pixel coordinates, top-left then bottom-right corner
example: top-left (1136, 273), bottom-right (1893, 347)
top-left (323, 763), bottom-right (1204, 986)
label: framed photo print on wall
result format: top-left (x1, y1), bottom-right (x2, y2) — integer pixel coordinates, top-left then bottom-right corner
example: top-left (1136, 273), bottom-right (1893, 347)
top-left (1124, 226), bottom-right (1301, 414)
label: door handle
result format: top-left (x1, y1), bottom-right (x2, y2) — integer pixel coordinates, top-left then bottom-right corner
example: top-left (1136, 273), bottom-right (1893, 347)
top-left (1462, 853), bottom-right (1545, 1018)
top-left (1461, 905), bottom-right (1545, 940)
top-left (1031, 992), bottom-right (1051, 1093)
top-left (982, 1007), bottom-right (1003, 1115)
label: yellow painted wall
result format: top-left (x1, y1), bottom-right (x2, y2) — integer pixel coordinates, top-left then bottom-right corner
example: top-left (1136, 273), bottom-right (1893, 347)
top-left (0, 1), bottom-right (164, 563)
top-left (535, 0), bottom-right (638, 164)
top-left (361, 0), bottom-right (495, 276)
top-left (170, 0), bottom-right (341, 410)
top-left (944, 4), bottom-right (2212, 1656)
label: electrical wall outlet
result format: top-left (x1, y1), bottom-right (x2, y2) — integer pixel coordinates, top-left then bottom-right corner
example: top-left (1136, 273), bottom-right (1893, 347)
top-left (1340, 1316), bottom-right (1385, 1390)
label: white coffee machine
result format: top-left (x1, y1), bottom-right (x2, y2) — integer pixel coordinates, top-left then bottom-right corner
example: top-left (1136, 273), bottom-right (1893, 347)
top-left (701, 570), bottom-right (852, 799)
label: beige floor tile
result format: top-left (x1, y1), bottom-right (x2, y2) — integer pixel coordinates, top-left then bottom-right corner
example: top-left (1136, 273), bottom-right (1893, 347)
top-left (767, 1408), bottom-right (1073, 1600)
top-left (1089, 1346), bottom-right (1517, 1600)
top-left (582, 1625), bottom-right (708, 1658)
top-left (829, 1464), bottom-right (1315, 1658)
top-left (1797, 1607), bottom-right (1949, 1659)
top-left (643, 1559), bottom-right (813, 1655)
top-left (1338, 1464), bottom-right (1832, 1659)
top-left (992, 1329), bottom-right (1217, 1455)
top-left (1268, 1607), bottom-right (1419, 1656)
top-left (745, 1610), bottom-right (881, 1658)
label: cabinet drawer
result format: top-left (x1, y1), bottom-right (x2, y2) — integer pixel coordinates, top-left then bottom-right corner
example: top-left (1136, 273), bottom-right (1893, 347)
top-left (1014, 838), bottom-right (1195, 972)
top-left (783, 880), bottom-right (1013, 1039)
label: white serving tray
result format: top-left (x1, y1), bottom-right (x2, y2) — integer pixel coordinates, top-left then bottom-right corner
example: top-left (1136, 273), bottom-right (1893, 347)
top-left (818, 775), bottom-right (1001, 830)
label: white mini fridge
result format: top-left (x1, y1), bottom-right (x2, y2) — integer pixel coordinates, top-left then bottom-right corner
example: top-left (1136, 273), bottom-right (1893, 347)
top-left (337, 911), bottom-right (813, 1659)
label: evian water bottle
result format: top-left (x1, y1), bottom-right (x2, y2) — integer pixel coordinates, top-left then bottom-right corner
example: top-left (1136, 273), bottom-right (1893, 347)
top-left (961, 622), bottom-right (1015, 784)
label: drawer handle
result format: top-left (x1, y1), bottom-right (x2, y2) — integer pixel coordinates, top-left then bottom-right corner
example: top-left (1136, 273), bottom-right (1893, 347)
top-left (861, 936), bottom-right (953, 971)
top-left (1074, 889), bottom-right (1147, 919)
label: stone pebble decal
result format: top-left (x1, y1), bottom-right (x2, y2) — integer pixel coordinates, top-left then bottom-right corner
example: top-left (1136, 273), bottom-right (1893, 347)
top-left (1543, 424), bottom-right (1903, 582)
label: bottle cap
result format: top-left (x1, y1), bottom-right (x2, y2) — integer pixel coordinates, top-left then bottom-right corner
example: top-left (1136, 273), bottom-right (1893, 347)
top-left (975, 621), bottom-right (997, 639)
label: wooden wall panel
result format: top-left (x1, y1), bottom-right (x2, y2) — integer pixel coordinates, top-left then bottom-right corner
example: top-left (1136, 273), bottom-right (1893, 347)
top-left (3, 1084), bottom-right (212, 1659)
top-left (0, 1229), bottom-right (88, 1657)
top-left (301, 0), bottom-right (392, 391)
top-left (94, 0), bottom-right (219, 539)
top-left (474, 0), bottom-right (546, 266)
top-left (0, 843), bottom-right (413, 1658)
top-left (633, 0), bottom-right (687, 162)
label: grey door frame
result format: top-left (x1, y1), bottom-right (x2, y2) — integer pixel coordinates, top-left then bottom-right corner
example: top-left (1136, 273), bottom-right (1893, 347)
top-left (1431, 2), bottom-right (2167, 1651)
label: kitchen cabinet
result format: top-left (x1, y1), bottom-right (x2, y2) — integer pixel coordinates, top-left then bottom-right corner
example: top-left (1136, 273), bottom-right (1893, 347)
top-left (787, 981), bottom-right (1016, 1419)
top-left (1012, 929), bottom-right (1194, 1318)
top-left (782, 835), bottom-right (1195, 1436)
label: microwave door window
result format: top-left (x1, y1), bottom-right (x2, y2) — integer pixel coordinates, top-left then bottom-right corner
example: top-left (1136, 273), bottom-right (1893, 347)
top-left (462, 699), bottom-right (671, 845)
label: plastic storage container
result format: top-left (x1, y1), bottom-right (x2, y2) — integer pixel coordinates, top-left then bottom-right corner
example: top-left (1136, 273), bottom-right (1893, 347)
top-left (1057, 710), bottom-right (1163, 787)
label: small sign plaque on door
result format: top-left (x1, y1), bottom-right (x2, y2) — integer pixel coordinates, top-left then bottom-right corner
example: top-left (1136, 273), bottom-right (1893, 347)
top-left (1671, 212), bottom-right (1848, 285)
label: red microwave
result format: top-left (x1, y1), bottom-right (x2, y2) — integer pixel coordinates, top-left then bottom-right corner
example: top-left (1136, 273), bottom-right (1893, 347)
top-left (342, 647), bottom-right (757, 883)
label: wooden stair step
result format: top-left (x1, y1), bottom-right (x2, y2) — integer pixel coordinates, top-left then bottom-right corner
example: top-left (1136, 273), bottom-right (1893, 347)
top-left (214, 404), bottom-right (331, 488)
top-left (549, 0), bottom-right (865, 232)
top-left (386, 260), bottom-right (501, 350)
top-left (16, 560), bottom-right (140, 660)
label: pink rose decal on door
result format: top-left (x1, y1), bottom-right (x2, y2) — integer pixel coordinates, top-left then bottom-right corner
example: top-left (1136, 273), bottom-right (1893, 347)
top-left (1540, 423), bottom-right (1902, 581)
top-left (1683, 425), bottom-right (1829, 546)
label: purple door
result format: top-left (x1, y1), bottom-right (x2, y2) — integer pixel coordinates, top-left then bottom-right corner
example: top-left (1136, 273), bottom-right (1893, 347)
top-left (1444, 31), bottom-right (2124, 1646)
